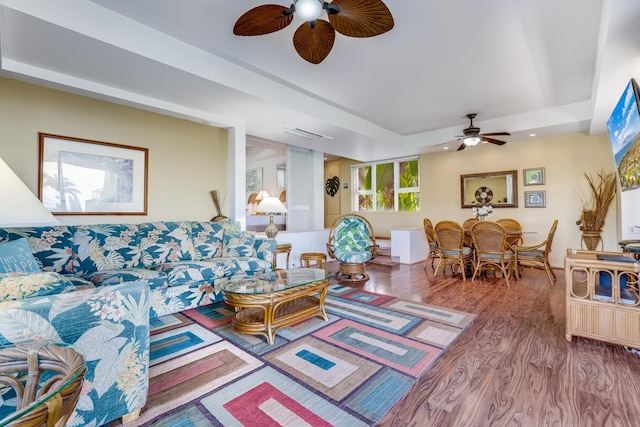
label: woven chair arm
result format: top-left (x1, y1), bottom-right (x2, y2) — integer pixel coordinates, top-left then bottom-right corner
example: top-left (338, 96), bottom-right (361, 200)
top-left (515, 240), bottom-right (548, 252)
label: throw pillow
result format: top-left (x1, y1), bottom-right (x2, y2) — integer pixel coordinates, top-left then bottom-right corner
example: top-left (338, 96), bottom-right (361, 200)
top-left (0, 238), bottom-right (41, 273)
top-left (0, 271), bottom-right (77, 301)
top-left (222, 231), bottom-right (256, 258)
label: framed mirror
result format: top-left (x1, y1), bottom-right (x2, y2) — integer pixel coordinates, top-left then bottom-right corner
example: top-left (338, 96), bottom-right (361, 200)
top-left (460, 170), bottom-right (518, 208)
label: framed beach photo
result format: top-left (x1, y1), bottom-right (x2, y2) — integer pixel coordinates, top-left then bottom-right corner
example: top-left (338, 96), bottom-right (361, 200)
top-left (523, 167), bottom-right (545, 186)
top-left (38, 133), bottom-right (148, 215)
top-left (524, 190), bottom-right (546, 208)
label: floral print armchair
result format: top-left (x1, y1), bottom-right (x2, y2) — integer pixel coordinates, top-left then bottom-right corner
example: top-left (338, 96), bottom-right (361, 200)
top-left (327, 214), bottom-right (378, 282)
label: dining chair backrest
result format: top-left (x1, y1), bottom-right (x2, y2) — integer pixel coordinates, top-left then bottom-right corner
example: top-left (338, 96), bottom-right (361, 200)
top-left (462, 217), bottom-right (480, 232)
top-left (543, 219), bottom-right (559, 256)
top-left (423, 218), bottom-right (437, 247)
top-left (496, 218), bottom-right (522, 234)
top-left (471, 221), bottom-right (507, 255)
top-left (435, 220), bottom-right (465, 250)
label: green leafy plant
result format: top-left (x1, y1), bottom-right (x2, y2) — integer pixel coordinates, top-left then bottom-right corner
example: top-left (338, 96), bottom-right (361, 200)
top-left (325, 176), bottom-right (340, 197)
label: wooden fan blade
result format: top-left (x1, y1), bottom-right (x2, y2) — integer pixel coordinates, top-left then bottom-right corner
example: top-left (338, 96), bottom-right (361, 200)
top-left (483, 137), bottom-right (507, 146)
top-left (328, 0), bottom-right (394, 38)
top-left (481, 132), bottom-right (511, 136)
top-left (293, 20), bottom-right (335, 64)
top-left (457, 143), bottom-right (467, 151)
top-left (234, 5), bottom-right (293, 36)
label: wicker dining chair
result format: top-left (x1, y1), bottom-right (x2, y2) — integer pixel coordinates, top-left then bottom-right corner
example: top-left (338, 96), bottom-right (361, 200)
top-left (423, 218), bottom-right (440, 269)
top-left (327, 214), bottom-right (378, 282)
top-left (434, 220), bottom-right (474, 280)
top-left (496, 218), bottom-right (523, 246)
top-left (462, 217), bottom-right (480, 246)
top-left (471, 221), bottom-right (519, 287)
top-left (514, 219), bottom-right (559, 285)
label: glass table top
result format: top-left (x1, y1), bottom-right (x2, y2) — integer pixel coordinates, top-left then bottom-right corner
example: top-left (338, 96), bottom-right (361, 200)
top-left (221, 268), bottom-right (332, 295)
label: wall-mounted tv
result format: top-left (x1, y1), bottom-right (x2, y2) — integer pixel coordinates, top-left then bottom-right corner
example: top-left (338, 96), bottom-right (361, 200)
top-left (607, 78), bottom-right (640, 192)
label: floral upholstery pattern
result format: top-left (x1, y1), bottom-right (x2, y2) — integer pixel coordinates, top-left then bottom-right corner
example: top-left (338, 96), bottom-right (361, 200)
top-left (222, 231), bottom-right (256, 257)
top-left (332, 217), bottom-right (374, 263)
top-left (74, 224), bottom-right (142, 275)
top-left (149, 281), bottom-right (218, 318)
top-left (0, 271), bottom-right (77, 301)
top-left (84, 268), bottom-right (169, 290)
top-left (191, 221), bottom-right (224, 260)
top-left (0, 220), bottom-right (275, 424)
top-left (0, 226), bottom-right (75, 274)
top-left (139, 221), bottom-right (196, 267)
top-left (0, 281), bottom-right (150, 426)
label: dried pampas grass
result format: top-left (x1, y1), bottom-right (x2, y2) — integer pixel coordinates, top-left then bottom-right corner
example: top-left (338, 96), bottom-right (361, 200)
top-left (577, 170), bottom-right (617, 231)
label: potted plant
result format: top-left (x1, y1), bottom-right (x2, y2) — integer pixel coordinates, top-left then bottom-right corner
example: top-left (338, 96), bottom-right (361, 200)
top-left (576, 170), bottom-right (616, 250)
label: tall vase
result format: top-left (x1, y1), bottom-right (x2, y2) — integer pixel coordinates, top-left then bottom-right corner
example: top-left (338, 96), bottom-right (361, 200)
top-left (581, 230), bottom-right (602, 251)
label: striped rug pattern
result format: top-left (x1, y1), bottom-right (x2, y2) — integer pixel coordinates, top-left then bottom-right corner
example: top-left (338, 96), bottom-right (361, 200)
top-left (133, 286), bottom-right (475, 426)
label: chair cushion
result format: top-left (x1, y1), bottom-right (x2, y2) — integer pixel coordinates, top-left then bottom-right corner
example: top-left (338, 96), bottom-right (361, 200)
top-left (334, 217), bottom-right (370, 252)
top-left (517, 249), bottom-right (544, 258)
top-left (442, 246), bottom-right (473, 256)
top-left (334, 249), bottom-right (372, 264)
top-left (140, 221), bottom-right (196, 267)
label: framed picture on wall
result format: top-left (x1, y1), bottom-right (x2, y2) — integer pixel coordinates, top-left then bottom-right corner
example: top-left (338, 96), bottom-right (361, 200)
top-left (38, 133), bottom-right (148, 215)
top-left (246, 167), bottom-right (262, 192)
top-left (523, 167), bottom-right (545, 185)
top-left (524, 190), bottom-right (546, 208)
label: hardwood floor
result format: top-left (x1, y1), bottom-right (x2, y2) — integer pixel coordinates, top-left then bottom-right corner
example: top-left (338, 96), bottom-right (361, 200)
top-left (333, 260), bottom-right (640, 427)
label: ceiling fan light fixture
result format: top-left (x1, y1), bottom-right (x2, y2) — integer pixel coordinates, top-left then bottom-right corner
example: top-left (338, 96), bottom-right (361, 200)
top-left (296, 0), bottom-right (323, 21)
top-left (463, 136), bottom-right (481, 146)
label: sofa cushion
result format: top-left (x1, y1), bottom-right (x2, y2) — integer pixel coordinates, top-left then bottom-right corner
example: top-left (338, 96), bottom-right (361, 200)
top-left (0, 272), bottom-right (77, 301)
top-left (74, 224), bottom-right (142, 275)
top-left (84, 268), bottom-right (169, 290)
top-left (191, 222), bottom-right (224, 260)
top-left (0, 238), bottom-right (41, 273)
top-left (0, 226), bottom-right (75, 274)
top-left (217, 257), bottom-right (273, 277)
top-left (140, 221), bottom-right (196, 267)
top-left (152, 261), bottom-right (226, 287)
top-left (222, 231), bottom-right (256, 257)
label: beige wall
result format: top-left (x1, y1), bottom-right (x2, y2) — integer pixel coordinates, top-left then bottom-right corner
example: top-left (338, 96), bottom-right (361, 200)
top-left (324, 160), bottom-right (341, 227)
top-left (335, 133), bottom-right (618, 268)
top-left (0, 77), bottom-right (228, 224)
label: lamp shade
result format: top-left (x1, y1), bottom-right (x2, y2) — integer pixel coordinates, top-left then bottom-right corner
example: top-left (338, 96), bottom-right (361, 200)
top-left (255, 190), bottom-right (270, 202)
top-left (0, 157), bottom-right (60, 227)
top-left (256, 196), bottom-right (288, 214)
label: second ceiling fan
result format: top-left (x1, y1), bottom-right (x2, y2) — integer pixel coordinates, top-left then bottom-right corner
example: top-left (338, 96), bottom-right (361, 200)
top-left (456, 114), bottom-right (511, 151)
top-left (233, 0), bottom-right (394, 64)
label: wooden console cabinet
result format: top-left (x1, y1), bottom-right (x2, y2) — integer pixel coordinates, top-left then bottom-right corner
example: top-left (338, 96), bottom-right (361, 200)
top-left (565, 249), bottom-right (640, 349)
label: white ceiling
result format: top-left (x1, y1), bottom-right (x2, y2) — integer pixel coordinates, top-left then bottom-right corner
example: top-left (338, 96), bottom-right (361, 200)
top-left (1, 0), bottom-right (639, 161)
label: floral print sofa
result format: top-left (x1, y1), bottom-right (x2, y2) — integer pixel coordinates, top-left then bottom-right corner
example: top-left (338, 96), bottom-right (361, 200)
top-left (0, 220), bottom-right (275, 426)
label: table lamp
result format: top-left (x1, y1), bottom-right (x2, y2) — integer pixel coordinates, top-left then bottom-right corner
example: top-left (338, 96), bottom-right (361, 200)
top-left (255, 196), bottom-right (287, 238)
top-left (0, 157), bottom-right (60, 227)
top-left (255, 190), bottom-right (270, 203)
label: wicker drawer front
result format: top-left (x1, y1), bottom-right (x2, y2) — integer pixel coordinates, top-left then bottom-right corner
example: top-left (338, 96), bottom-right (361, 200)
top-left (568, 300), bottom-right (640, 348)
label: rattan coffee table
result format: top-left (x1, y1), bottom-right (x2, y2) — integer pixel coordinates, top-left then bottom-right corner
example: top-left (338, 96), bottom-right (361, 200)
top-left (221, 268), bottom-right (331, 344)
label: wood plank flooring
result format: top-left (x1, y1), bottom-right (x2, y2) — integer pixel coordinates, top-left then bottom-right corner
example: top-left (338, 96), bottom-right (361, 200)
top-left (337, 260), bottom-right (640, 427)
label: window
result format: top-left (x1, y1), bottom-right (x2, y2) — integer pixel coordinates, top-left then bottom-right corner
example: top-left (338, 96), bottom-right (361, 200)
top-left (352, 157), bottom-right (420, 212)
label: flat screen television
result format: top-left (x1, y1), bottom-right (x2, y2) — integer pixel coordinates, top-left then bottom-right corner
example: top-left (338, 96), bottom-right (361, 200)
top-left (607, 78), bottom-right (640, 192)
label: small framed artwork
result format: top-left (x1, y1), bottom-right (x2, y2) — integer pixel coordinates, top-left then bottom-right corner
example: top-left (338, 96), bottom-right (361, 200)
top-left (38, 133), bottom-right (148, 215)
top-left (523, 167), bottom-right (545, 186)
top-left (524, 190), bottom-right (546, 208)
top-left (246, 168), bottom-right (262, 192)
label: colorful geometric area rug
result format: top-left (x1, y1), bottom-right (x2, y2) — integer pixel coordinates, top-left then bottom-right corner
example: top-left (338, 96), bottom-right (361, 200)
top-left (135, 285), bottom-right (476, 426)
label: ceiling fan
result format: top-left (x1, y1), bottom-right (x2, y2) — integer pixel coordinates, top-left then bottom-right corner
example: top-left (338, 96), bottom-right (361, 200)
top-left (456, 113), bottom-right (511, 151)
top-left (233, 0), bottom-right (394, 64)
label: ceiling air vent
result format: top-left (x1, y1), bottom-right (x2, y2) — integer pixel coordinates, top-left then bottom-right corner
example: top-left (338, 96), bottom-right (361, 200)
top-left (282, 126), bottom-right (333, 141)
